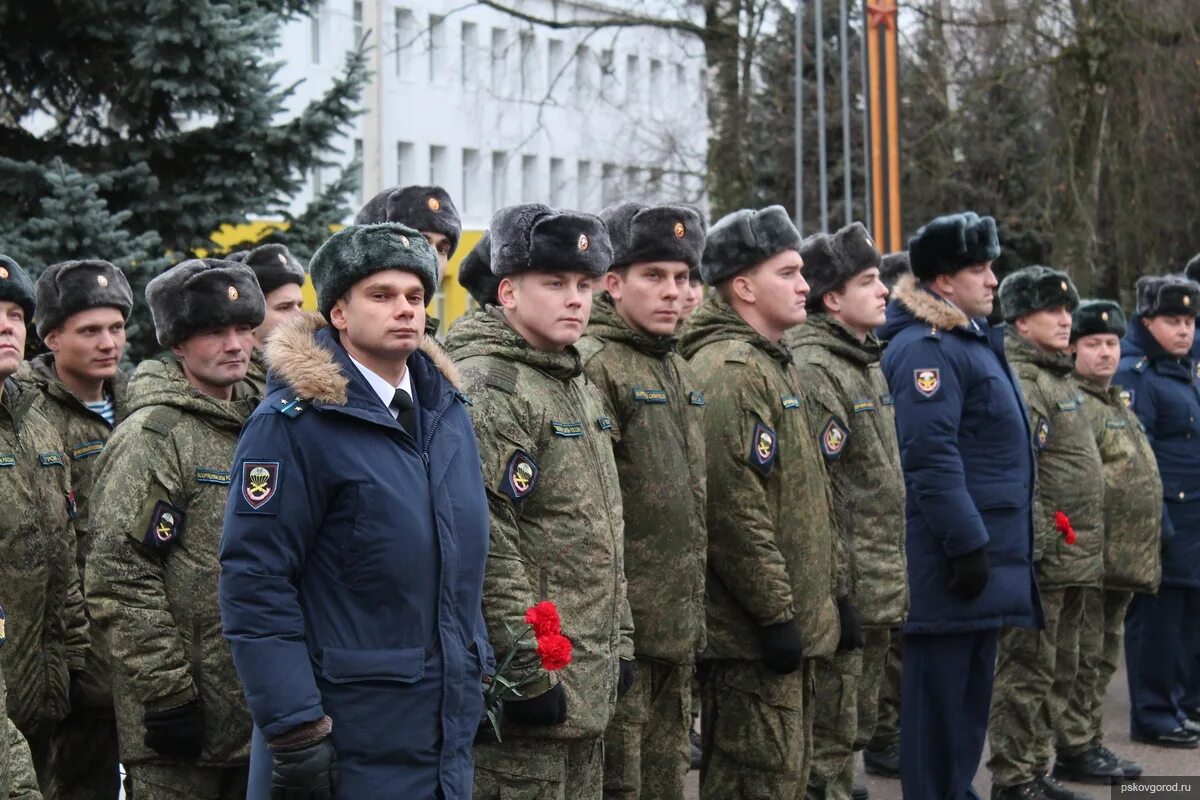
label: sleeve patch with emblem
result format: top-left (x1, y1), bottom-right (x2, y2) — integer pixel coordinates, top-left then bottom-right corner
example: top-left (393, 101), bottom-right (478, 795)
top-left (238, 461), bottom-right (281, 513)
top-left (144, 501), bottom-right (185, 550)
top-left (1035, 416), bottom-right (1051, 450)
top-left (914, 368), bottom-right (941, 397)
top-left (499, 450), bottom-right (539, 500)
top-left (820, 417), bottom-right (849, 459)
top-left (1119, 389), bottom-right (1134, 408)
top-left (748, 420), bottom-right (778, 475)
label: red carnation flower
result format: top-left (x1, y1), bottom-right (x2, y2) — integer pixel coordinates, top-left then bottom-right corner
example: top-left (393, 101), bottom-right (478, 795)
top-left (524, 601), bottom-right (562, 639)
top-left (1054, 511), bottom-right (1076, 545)
top-left (536, 633), bottom-right (573, 672)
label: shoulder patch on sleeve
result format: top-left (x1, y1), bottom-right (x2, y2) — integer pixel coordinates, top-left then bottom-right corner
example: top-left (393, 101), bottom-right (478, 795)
top-left (484, 364), bottom-right (520, 395)
top-left (499, 450), bottom-right (539, 501)
top-left (1118, 389), bottom-right (1134, 408)
top-left (748, 420), bottom-right (778, 475)
top-left (1035, 415), bottom-right (1051, 450)
top-left (236, 461), bottom-right (281, 515)
top-left (143, 407), bottom-right (183, 437)
top-left (144, 501), bottom-right (185, 550)
top-left (820, 416), bottom-right (849, 460)
top-left (914, 368), bottom-right (941, 398)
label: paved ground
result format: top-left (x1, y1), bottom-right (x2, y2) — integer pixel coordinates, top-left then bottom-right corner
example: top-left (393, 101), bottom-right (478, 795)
top-left (685, 659), bottom-right (1200, 799)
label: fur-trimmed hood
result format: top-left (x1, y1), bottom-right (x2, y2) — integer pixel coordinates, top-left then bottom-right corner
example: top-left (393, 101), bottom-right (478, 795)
top-left (265, 312), bottom-right (461, 405)
top-left (882, 274), bottom-right (971, 334)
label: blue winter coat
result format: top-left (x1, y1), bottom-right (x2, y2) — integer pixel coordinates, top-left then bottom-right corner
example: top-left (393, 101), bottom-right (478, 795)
top-left (218, 316), bottom-right (492, 799)
top-left (879, 277), bottom-right (1042, 634)
top-left (1117, 317), bottom-right (1200, 588)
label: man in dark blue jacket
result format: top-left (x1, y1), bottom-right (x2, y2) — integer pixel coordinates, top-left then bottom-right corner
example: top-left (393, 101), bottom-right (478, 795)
top-left (218, 223), bottom-right (493, 799)
top-left (879, 212), bottom-right (1042, 800)
top-left (1115, 275), bottom-right (1200, 749)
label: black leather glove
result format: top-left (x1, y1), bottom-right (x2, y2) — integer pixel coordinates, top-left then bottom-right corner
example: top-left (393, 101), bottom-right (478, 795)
top-left (68, 670), bottom-right (87, 713)
top-left (504, 683), bottom-right (567, 727)
top-left (271, 737), bottom-right (338, 800)
top-left (759, 619), bottom-right (804, 674)
top-left (618, 660), bottom-right (636, 698)
top-left (143, 700), bottom-right (204, 759)
top-left (836, 596), bottom-right (864, 652)
top-left (947, 546), bottom-right (990, 600)
top-left (475, 695), bottom-right (503, 744)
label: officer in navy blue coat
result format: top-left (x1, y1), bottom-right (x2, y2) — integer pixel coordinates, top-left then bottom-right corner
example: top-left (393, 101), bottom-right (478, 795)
top-left (879, 212), bottom-right (1042, 800)
top-left (218, 223), bottom-right (493, 799)
top-left (1116, 274), bottom-right (1200, 749)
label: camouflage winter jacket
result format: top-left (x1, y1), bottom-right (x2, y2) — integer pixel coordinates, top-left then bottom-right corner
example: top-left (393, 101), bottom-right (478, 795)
top-left (86, 360), bottom-right (258, 767)
top-left (1006, 329), bottom-right (1105, 589)
top-left (244, 348), bottom-right (268, 397)
top-left (1077, 376), bottom-right (1163, 594)
top-left (678, 297), bottom-right (841, 662)
top-left (0, 378), bottom-right (87, 733)
top-left (0, 665), bottom-right (40, 800)
top-left (577, 294), bottom-right (707, 665)
top-left (788, 314), bottom-right (908, 627)
top-left (445, 309), bottom-right (634, 740)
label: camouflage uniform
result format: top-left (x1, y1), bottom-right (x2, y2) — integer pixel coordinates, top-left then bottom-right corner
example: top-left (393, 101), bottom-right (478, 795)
top-left (678, 297), bottom-right (841, 800)
top-left (16, 353), bottom-right (126, 800)
top-left (444, 309), bottom-right (634, 800)
top-left (1, 663), bottom-right (42, 800)
top-left (1061, 377), bottom-right (1162, 752)
top-left (865, 630), bottom-right (901, 753)
top-left (86, 360), bottom-right (256, 799)
top-left (788, 314), bottom-right (907, 799)
top-left (987, 330), bottom-right (1105, 788)
top-left (243, 349), bottom-right (267, 397)
top-left (0, 377), bottom-right (88, 781)
top-left (577, 294), bottom-right (707, 800)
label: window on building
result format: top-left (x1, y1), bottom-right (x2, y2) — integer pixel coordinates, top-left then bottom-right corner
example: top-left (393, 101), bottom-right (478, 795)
top-left (625, 54), bottom-right (640, 105)
top-left (521, 155), bottom-right (538, 202)
top-left (490, 28), bottom-right (508, 95)
top-left (546, 39), bottom-right (564, 99)
top-left (601, 163), bottom-right (619, 207)
top-left (353, 1), bottom-right (363, 45)
top-left (673, 63), bottom-right (687, 109)
top-left (649, 59), bottom-right (663, 110)
top-left (462, 148), bottom-right (481, 216)
top-left (397, 141), bottom-right (414, 184)
top-left (429, 145), bottom-right (448, 186)
top-left (354, 138), bottom-right (363, 202)
top-left (310, 2), bottom-right (322, 64)
top-left (519, 31), bottom-right (537, 98)
top-left (577, 160), bottom-right (592, 210)
top-left (428, 15), bottom-right (446, 84)
top-left (492, 151), bottom-right (508, 209)
top-left (395, 9), bottom-right (417, 77)
top-left (574, 45), bottom-right (592, 97)
top-left (549, 158), bottom-right (566, 207)
top-left (461, 22), bottom-right (479, 88)
top-left (600, 49), bottom-right (615, 100)
top-left (624, 166), bottom-right (641, 199)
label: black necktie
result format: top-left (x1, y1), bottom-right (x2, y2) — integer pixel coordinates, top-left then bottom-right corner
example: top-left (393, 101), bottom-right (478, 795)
top-left (390, 388), bottom-right (416, 439)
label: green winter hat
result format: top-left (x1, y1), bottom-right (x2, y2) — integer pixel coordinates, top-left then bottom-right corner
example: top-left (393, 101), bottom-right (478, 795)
top-left (998, 265), bottom-right (1079, 322)
top-left (457, 232), bottom-right (500, 307)
top-left (908, 212), bottom-right (1000, 281)
top-left (1136, 274), bottom-right (1200, 318)
top-left (35, 259), bottom-right (134, 338)
top-left (800, 222), bottom-right (881, 311)
top-left (146, 259), bottom-right (266, 347)
top-left (0, 255), bottom-right (37, 318)
top-left (1071, 299), bottom-right (1127, 342)
top-left (310, 223), bottom-right (439, 320)
top-left (700, 205), bottom-right (801, 286)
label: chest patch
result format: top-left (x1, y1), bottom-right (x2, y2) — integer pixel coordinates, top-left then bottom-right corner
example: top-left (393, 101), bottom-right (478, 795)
top-left (1056, 398), bottom-right (1078, 412)
top-left (70, 440), bottom-right (106, 461)
top-left (632, 387), bottom-right (668, 404)
top-left (0, 454), bottom-right (14, 468)
top-left (820, 417), bottom-right (849, 459)
top-left (852, 399), bottom-right (875, 413)
top-left (748, 421), bottom-right (778, 476)
top-left (914, 368), bottom-right (940, 398)
top-left (500, 450), bottom-right (539, 501)
top-left (144, 501), bottom-right (185, 550)
top-left (597, 416), bottom-right (613, 431)
top-left (195, 468), bottom-right (232, 485)
top-left (39, 451), bottom-right (65, 467)
top-left (551, 420), bottom-right (585, 438)
top-left (1035, 416), bottom-right (1051, 450)
top-left (781, 395), bottom-right (801, 410)
top-left (688, 391), bottom-right (706, 406)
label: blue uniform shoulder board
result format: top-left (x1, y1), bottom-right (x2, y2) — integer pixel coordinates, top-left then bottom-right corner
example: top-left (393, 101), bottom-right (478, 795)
top-left (748, 420), bottom-right (778, 475)
top-left (500, 450), bottom-right (539, 501)
top-left (275, 396), bottom-right (308, 418)
top-left (1132, 358), bottom-right (1148, 374)
top-left (923, 325), bottom-right (944, 340)
top-left (144, 500), bottom-right (185, 550)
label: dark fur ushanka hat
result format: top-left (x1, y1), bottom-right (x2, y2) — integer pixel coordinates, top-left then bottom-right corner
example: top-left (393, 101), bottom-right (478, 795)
top-left (34, 260), bottom-right (133, 337)
top-left (1184, 253), bottom-right (1200, 285)
top-left (599, 203), bottom-right (707, 271)
top-left (226, 244), bottom-right (306, 297)
top-left (354, 185), bottom-right (462, 258)
top-left (908, 212), bottom-right (1001, 281)
top-left (0, 255), bottom-right (36, 318)
top-left (998, 265), bottom-right (1079, 322)
top-left (1071, 299), bottom-right (1127, 342)
top-left (146, 259), bottom-right (266, 347)
top-left (800, 222), bottom-right (882, 311)
top-left (879, 251), bottom-right (912, 291)
top-left (1136, 274), bottom-right (1200, 318)
top-left (489, 204), bottom-right (612, 278)
top-left (309, 223), bottom-right (439, 321)
top-left (700, 205), bottom-right (802, 286)
top-left (457, 232), bottom-right (500, 307)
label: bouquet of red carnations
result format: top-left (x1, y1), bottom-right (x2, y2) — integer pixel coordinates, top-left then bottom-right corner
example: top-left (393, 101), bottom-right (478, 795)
top-left (484, 601), bottom-right (574, 741)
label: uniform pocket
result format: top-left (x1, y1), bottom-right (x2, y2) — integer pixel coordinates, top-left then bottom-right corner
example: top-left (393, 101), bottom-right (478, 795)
top-left (319, 647), bottom-right (425, 684)
top-left (713, 665), bottom-right (806, 775)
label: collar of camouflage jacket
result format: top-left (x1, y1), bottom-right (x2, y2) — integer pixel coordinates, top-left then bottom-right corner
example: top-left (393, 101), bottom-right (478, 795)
top-left (442, 306), bottom-right (585, 381)
top-left (0, 377), bottom-right (38, 427)
top-left (585, 293), bottom-right (677, 358)
top-left (785, 313), bottom-right (881, 366)
top-left (125, 358), bottom-right (254, 432)
top-left (677, 295), bottom-right (793, 366)
top-left (1003, 326), bottom-right (1074, 375)
top-left (17, 352), bottom-right (128, 421)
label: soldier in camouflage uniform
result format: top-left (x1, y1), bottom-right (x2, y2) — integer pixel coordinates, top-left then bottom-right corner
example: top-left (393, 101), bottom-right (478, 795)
top-left (0, 255), bottom-right (89, 787)
top-left (787, 223), bottom-right (906, 800)
top-left (678, 206), bottom-right (843, 800)
top-left (1, 660), bottom-right (42, 800)
top-left (1049, 299), bottom-right (1160, 784)
top-left (577, 202), bottom-right (708, 800)
top-left (988, 267), bottom-right (1105, 800)
top-left (226, 244), bottom-right (305, 394)
top-left (15, 259), bottom-right (133, 800)
top-left (444, 204), bottom-right (634, 800)
top-left (86, 258), bottom-right (264, 799)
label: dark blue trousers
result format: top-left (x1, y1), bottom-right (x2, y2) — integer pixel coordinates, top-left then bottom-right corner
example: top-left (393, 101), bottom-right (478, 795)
top-left (900, 630), bottom-right (998, 800)
top-left (1125, 586), bottom-right (1200, 736)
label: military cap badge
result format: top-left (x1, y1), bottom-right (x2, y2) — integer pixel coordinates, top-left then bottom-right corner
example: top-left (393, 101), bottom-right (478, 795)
top-left (0, 266), bottom-right (8, 280)
top-left (914, 368), bottom-right (940, 398)
top-left (748, 420), bottom-right (778, 475)
top-left (428, 196), bottom-right (442, 212)
top-left (500, 450), bottom-right (539, 501)
top-left (674, 221), bottom-right (686, 239)
top-left (98, 274), bottom-right (109, 288)
top-left (228, 285), bottom-right (239, 301)
top-left (578, 234), bottom-right (590, 251)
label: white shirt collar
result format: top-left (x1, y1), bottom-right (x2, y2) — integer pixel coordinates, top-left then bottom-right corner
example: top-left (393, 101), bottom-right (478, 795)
top-left (348, 354), bottom-right (412, 417)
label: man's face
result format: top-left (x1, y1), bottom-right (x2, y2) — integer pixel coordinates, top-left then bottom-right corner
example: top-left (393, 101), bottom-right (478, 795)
top-left (738, 249), bottom-right (810, 333)
top-left (681, 277), bottom-right (704, 319)
top-left (1016, 306), bottom-right (1073, 353)
top-left (0, 301), bottom-right (26, 379)
top-left (1072, 333), bottom-right (1121, 383)
top-left (255, 283), bottom-right (304, 347)
top-left (172, 324), bottom-right (255, 393)
top-left (1143, 314), bottom-right (1196, 358)
top-left (824, 267), bottom-right (889, 333)
top-left (937, 262), bottom-right (998, 319)
top-left (44, 307), bottom-right (127, 384)
top-left (423, 232), bottom-right (452, 278)
top-left (499, 271), bottom-right (594, 351)
top-left (605, 261), bottom-right (690, 337)
top-left (331, 269), bottom-right (426, 364)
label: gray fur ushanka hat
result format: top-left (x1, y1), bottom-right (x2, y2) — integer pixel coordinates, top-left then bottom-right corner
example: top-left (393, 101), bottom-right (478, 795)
top-left (998, 265), bottom-right (1079, 322)
top-left (488, 204), bottom-right (612, 278)
top-left (699, 205), bottom-right (802, 286)
top-left (146, 259), bottom-right (266, 347)
top-left (800, 222), bottom-right (881, 310)
top-left (34, 259), bottom-right (133, 337)
top-left (599, 202), bottom-right (707, 271)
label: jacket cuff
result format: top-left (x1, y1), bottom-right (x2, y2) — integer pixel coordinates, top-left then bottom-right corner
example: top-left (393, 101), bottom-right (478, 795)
top-left (145, 684), bottom-right (198, 713)
top-left (269, 715), bottom-right (334, 752)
